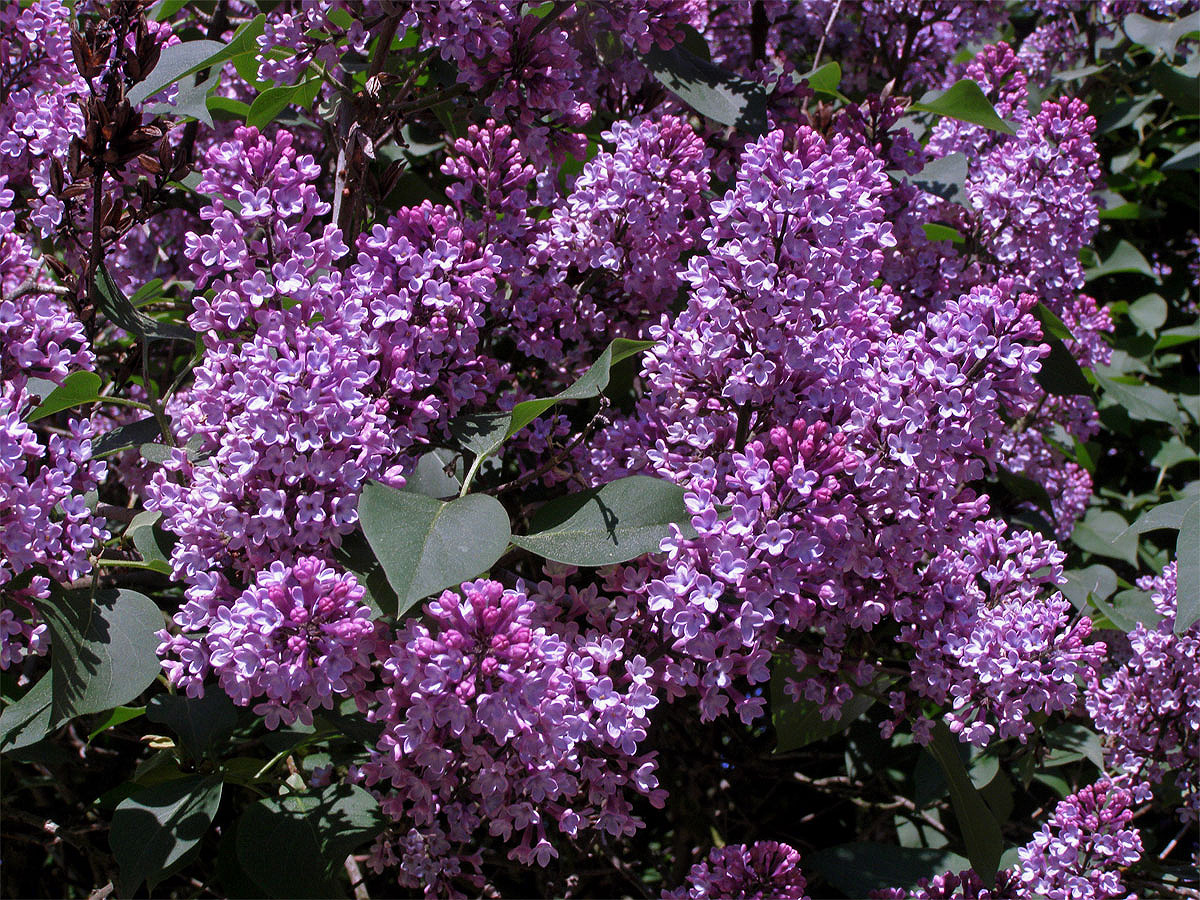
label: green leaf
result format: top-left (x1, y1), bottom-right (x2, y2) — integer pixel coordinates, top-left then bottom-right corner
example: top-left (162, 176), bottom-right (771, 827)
top-left (640, 41), bottom-right (769, 133)
top-left (1121, 494), bottom-right (1199, 537)
top-left (921, 223), bottom-right (964, 244)
top-left (127, 510), bottom-right (176, 575)
top-left (145, 689), bottom-right (237, 760)
top-left (771, 661), bottom-right (895, 753)
top-left (1033, 302), bottom-right (1076, 343)
top-left (207, 94), bottom-right (253, 121)
top-left (806, 843), bottom-right (969, 897)
top-left (995, 466), bottom-right (1055, 519)
top-left (802, 61), bottom-right (846, 98)
top-left (1176, 500), bottom-right (1199, 632)
top-left (94, 265), bottom-right (196, 343)
top-left (246, 84), bottom-right (303, 129)
top-left (452, 338), bottom-right (654, 475)
top-left (87, 706), bottom-right (145, 743)
top-left (0, 672), bottom-right (56, 751)
top-left (236, 784), bottom-right (386, 899)
top-left (92, 417), bottom-right (162, 458)
top-left (25, 371), bottom-right (103, 422)
top-left (357, 481), bottom-right (511, 617)
top-left (126, 15), bottom-right (266, 105)
top-left (1124, 10), bottom-right (1200, 58)
top-left (1044, 723), bottom-right (1105, 770)
top-left (909, 80), bottom-right (1016, 134)
top-left (330, 529), bottom-right (394, 619)
top-left (1071, 509), bottom-right (1140, 567)
top-left (1151, 437), bottom-right (1198, 471)
top-left (1085, 240), bottom-right (1159, 282)
top-left (511, 475), bottom-right (696, 566)
top-left (36, 588), bottom-right (164, 720)
top-left (404, 448), bottom-right (464, 499)
top-left (1060, 565), bottom-right (1118, 611)
top-left (928, 722), bottom-right (1003, 883)
top-left (147, 70), bottom-right (216, 127)
top-left (1091, 587), bottom-right (1161, 632)
top-left (127, 40), bottom-right (226, 106)
top-left (1095, 367), bottom-right (1182, 427)
top-left (1128, 294), bottom-right (1168, 334)
top-left (1097, 96), bottom-right (1154, 133)
top-left (1162, 141), bottom-right (1200, 172)
top-left (1036, 335), bottom-right (1093, 397)
top-left (111, 775), bottom-right (223, 894)
top-left (899, 152), bottom-right (968, 204)
top-left (1156, 323), bottom-right (1200, 350)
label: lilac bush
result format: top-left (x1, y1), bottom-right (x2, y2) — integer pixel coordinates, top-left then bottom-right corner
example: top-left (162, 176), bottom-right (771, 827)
top-left (1, 1), bottom-right (1196, 897)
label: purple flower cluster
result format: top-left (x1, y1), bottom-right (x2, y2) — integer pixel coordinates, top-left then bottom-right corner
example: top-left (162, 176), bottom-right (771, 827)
top-left (900, 521), bottom-right (1105, 746)
top-left (1087, 562), bottom-right (1200, 822)
top-left (1016, 776), bottom-right (1144, 900)
top-left (359, 580), bottom-right (664, 895)
top-left (664, 841), bottom-right (809, 900)
top-left (185, 126), bottom-right (349, 333)
top-left (160, 558), bottom-right (379, 728)
top-left (872, 868), bottom-right (1019, 899)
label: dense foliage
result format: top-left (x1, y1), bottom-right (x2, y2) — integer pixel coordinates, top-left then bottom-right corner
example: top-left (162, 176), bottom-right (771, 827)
top-left (1, 1), bottom-right (1197, 898)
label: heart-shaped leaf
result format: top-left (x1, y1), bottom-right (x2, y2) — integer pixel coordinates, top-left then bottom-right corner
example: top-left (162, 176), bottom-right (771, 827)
top-left (357, 481), bottom-right (511, 616)
top-left (511, 475), bottom-right (695, 566)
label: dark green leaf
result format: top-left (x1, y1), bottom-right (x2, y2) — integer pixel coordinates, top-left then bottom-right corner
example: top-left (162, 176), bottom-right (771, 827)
top-left (0, 672), bottom-right (56, 751)
top-left (511, 475), bottom-right (695, 566)
top-left (1033, 302), bottom-right (1076, 342)
top-left (247, 84), bottom-right (303, 130)
top-left (128, 510), bottom-right (176, 575)
top-left (357, 481), bottom-right (511, 616)
top-left (1156, 323), bottom-right (1200, 350)
top-left (1162, 141), bottom-right (1200, 172)
top-left (806, 843), bottom-right (969, 897)
top-left (236, 784), bottom-right (386, 899)
top-left (1084, 240), bottom-right (1158, 282)
top-left (146, 689), bottom-right (237, 760)
top-left (330, 529), bottom-right (395, 619)
top-left (1095, 368), bottom-right (1182, 427)
top-left (87, 706), bottom-right (145, 743)
top-left (1060, 565), bottom-right (1118, 611)
top-left (1091, 587), bottom-right (1162, 632)
top-left (1036, 335), bottom-right (1093, 397)
top-left (25, 371), bottom-right (103, 422)
top-left (1176, 500), bottom-right (1199, 632)
top-left (640, 42), bottom-right (769, 133)
top-left (111, 776), bottom-right (223, 894)
top-left (208, 94), bottom-right (253, 120)
top-left (1071, 509), bottom-right (1139, 566)
top-left (995, 466), bottom-right (1055, 518)
top-left (910, 80), bottom-right (1016, 134)
top-left (404, 448), bottom-right (463, 498)
top-left (452, 338), bottom-right (654, 471)
top-left (94, 265), bottom-right (196, 343)
top-left (1044, 723), bottom-right (1105, 770)
top-left (127, 40), bottom-right (225, 106)
top-left (1097, 96), bottom-right (1154, 133)
top-left (36, 588), bottom-right (164, 719)
top-left (1123, 10), bottom-right (1200, 58)
top-left (928, 722), bottom-right (1003, 883)
top-left (1121, 494), bottom-right (1198, 537)
top-left (92, 417), bottom-right (161, 458)
top-left (772, 662), bottom-right (895, 753)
